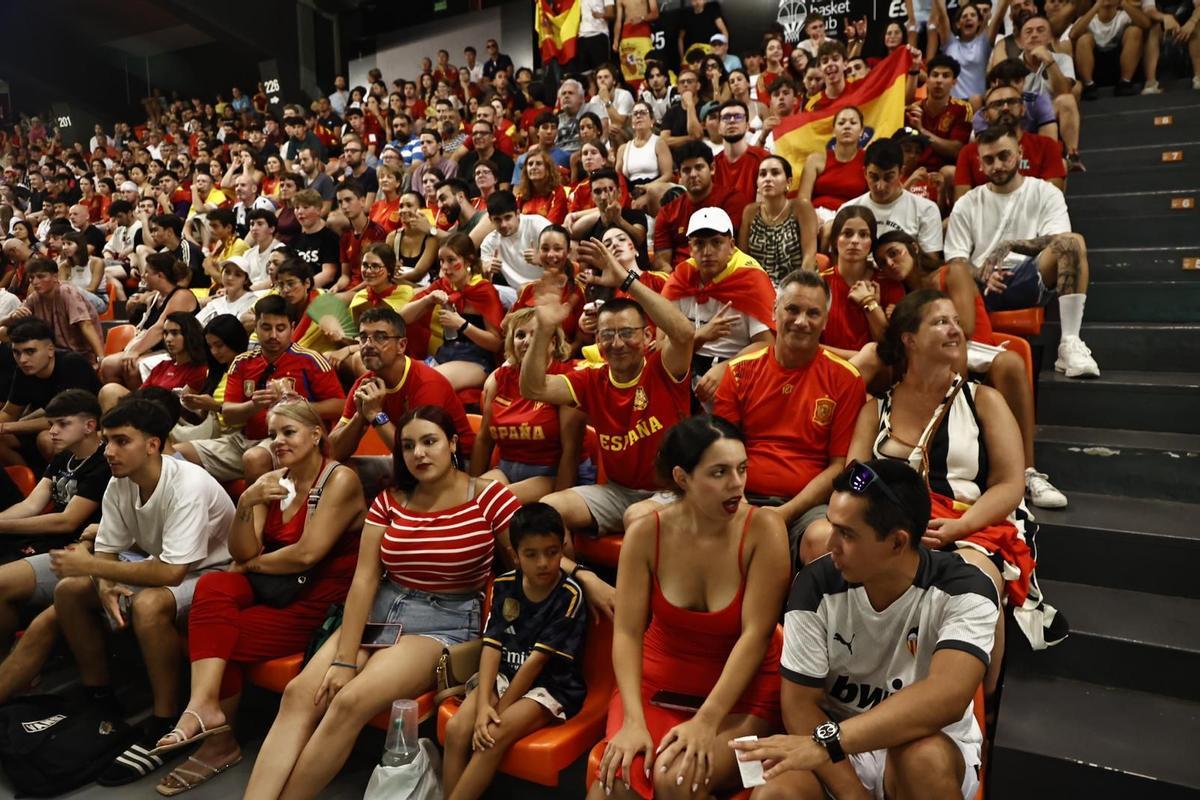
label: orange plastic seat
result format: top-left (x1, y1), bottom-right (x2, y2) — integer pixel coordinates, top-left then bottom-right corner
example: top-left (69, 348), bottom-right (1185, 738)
top-left (574, 533), bottom-right (623, 568)
top-left (245, 653), bottom-right (304, 694)
top-left (988, 307), bottom-right (1044, 337)
top-left (103, 324), bottom-right (136, 356)
top-left (990, 334), bottom-right (1035, 389)
top-left (98, 281), bottom-right (119, 321)
top-left (4, 465), bottom-right (37, 497)
top-left (438, 614), bottom-right (615, 787)
top-left (466, 413), bottom-right (482, 433)
top-left (354, 426), bottom-right (393, 457)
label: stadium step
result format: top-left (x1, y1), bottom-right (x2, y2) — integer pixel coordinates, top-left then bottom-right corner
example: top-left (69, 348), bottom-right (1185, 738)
top-left (1059, 280), bottom-right (1200, 322)
top-left (1086, 246), bottom-right (1200, 282)
top-left (1072, 212), bottom-right (1199, 250)
top-left (989, 673), bottom-right (1200, 799)
top-left (1016, 580), bottom-right (1200, 703)
top-left (1068, 189), bottom-right (1200, 220)
top-left (1033, 424), bottom-right (1200, 502)
top-left (1077, 102), bottom-right (1200, 150)
top-left (1036, 370), bottom-right (1200, 433)
top-left (1035, 320), bottom-right (1200, 371)
top-left (1034, 492), bottom-right (1200, 599)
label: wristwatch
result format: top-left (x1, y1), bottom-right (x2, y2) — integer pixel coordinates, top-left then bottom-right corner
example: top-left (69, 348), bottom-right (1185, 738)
top-left (620, 269), bottom-right (641, 292)
top-left (457, 320), bottom-right (471, 336)
top-left (371, 412), bottom-right (391, 428)
top-left (813, 721), bottom-right (846, 763)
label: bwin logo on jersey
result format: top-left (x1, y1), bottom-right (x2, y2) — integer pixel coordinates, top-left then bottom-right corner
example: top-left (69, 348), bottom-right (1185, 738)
top-left (831, 674), bottom-right (906, 710)
top-left (21, 714), bottom-right (66, 734)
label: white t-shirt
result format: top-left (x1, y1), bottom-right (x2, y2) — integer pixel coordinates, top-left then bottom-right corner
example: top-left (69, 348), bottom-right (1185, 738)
top-left (944, 177), bottom-right (1071, 267)
top-left (782, 549), bottom-right (999, 746)
top-left (0, 289), bottom-right (21, 321)
top-left (845, 190), bottom-right (944, 254)
top-left (480, 214), bottom-right (551, 289)
top-left (95, 457), bottom-right (234, 570)
top-left (586, 87), bottom-right (636, 120)
top-left (104, 223), bottom-right (138, 260)
top-left (198, 290), bottom-right (260, 326)
top-left (675, 296), bottom-right (772, 361)
top-left (944, 34), bottom-right (991, 100)
top-left (1023, 51), bottom-right (1076, 96)
top-left (580, 0), bottom-right (615, 37)
top-left (1089, 9), bottom-right (1132, 48)
top-left (244, 239), bottom-right (286, 287)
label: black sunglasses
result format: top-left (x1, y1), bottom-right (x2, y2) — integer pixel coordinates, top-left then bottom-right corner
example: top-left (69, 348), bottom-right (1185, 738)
top-left (842, 460), bottom-right (906, 512)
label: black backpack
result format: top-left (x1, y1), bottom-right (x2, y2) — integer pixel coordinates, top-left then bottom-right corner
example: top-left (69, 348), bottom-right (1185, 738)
top-left (0, 695), bottom-right (139, 797)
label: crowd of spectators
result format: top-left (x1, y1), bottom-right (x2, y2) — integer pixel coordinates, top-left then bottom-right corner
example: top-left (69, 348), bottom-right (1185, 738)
top-left (0, 0), bottom-right (1188, 792)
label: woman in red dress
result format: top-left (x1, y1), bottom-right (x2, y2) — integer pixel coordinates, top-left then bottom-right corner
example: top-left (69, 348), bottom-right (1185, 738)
top-left (516, 150), bottom-right (568, 225)
top-left (591, 416), bottom-right (790, 800)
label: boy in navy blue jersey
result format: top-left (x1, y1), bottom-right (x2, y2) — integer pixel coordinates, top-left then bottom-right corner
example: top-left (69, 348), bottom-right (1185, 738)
top-left (442, 503), bottom-right (588, 800)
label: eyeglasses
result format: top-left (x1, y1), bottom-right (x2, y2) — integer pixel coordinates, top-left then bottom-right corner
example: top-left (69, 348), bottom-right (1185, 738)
top-left (720, 113), bottom-right (746, 123)
top-left (277, 279), bottom-right (305, 291)
top-left (986, 97), bottom-right (1022, 110)
top-left (361, 262), bottom-right (388, 272)
top-left (596, 327), bottom-right (641, 344)
top-left (841, 460), bottom-right (908, 514)
top-left (357, 332), bottom-right (404, 345)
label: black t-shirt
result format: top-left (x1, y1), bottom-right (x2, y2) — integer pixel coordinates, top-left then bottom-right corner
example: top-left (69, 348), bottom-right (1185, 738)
top-left (482, 569), bottom-right (588, 718)
top-left (661, 102), bottom-right (691, 138)
top-left (7, 350), bottom-right (101, 412)
top-left (80, 225), bottom-right (106, 257)
top-left (681, 1), bottom-right (724, 53)
top-left (292, 226), bottom-right (341, 269)
top-left (587, 209), bottom-right (650, 265)
top-left (43, 447), bottom-right (110, 537)
top-left (344, 166), bottom-right (378, 196)
top-left (172, 239), bottom-right (207, 290)
top-left (650, 0), bottom-right (685, 70)
top-left (460, 150), bottom-right (516, 192)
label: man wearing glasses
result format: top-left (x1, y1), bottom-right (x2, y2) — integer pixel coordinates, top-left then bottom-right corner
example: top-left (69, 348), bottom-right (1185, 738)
top-left (732, 459), bottom-right (997, 800)
top-left (329, 307), bottom-right (473, 462)
top-left (339, 135), bottom-right (378, 205)
top-left (714, 99), bottom-right (770, 225)
top-left (658, 68), bottom-right (702, 147)
top-left (454, 120), bottom-right (514, 194)
top-left (519, 238), bottom-right (694, 538)
top-left (952, 84), bottom-right (1066, 202)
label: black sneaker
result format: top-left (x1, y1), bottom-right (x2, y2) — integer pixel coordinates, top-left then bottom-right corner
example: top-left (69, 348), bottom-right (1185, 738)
top-left (1082, 82), bottom-right (1099, 100)
top-left (1114, 80), bottom-right (1138, 96)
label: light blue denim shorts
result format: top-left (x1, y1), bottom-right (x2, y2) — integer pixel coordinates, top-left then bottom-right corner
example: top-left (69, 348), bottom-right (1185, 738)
top-left (367, 580), bottom-right (482, 647)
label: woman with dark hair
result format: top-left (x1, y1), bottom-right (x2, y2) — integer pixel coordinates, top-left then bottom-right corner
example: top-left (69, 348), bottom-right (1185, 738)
top-left (819, 205), bottom-right (905, 359)
top-left (274, 258), bottom-right (356, 355)
top-left (511, 226), bottom-right (585, 343)
top-left (57, 230), bottom-right (107, 314)
top-left (798, 106), bottom-right (868, 225)
top-left (387, 191), bottom-right (439, 286)
top-left (698, 56), bottom-right (733, 105)
top-left (757, 34), bottom-right (788, 97)
top-left (176, 313), bottom-right (251, 442)
top-left (99, 311), bottom-right (208, 410)
top-left (836, 290), bottom-right (1061, 692)
top-left (401, 233), bottom-right (504, 390)
top-left (472, 160), bottom-right (500, 210)
top-left (261, 154), bottom-right (285, 200)
top-left (568, 140), bottom-right (630, 210)
top-left (368, 164), bottom-right (404, 234)
top-left (100, 252), bottom-right (200, 386)
top-left (787, 47), bottom-right (812, 83)
top-left (727, 69), bottom-right (768, 133)
top-left (515, 150), bottom-right (568, 225)
top-left (152, 399), bottom-right (364, 794)
top-left (739, 155), bottom-right (819, 281)
top-left (350, 242), bottom-right (414, 322)
top-left (244, 405), bottom-right (519, 800)
top-left (614, 102), bottom-right (672, 210)
top-left (873, 230), bottom-right (1066, 508)
top-left (591, 415), bottom-right (789, 800)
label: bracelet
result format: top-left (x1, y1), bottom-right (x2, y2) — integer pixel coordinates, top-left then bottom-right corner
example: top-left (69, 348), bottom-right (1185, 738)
top-left (619, 269), bottom-right (640, 292)
top-left (569, 564), bottom-right (588, 580)
top-left (331, 660), bottom-right (358, 671)
top-left (457, 320), bottom-right (471, 336)
top-left (863, 301), bottom-right (880, 313)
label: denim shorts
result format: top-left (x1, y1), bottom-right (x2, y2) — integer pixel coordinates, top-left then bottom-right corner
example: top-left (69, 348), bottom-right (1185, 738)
top-left (983, 256), bottom-right (1053, 312)
top-left (498, 458), bottom-right (597, 486)
top-left (367, 580), bottom-right (482, 647)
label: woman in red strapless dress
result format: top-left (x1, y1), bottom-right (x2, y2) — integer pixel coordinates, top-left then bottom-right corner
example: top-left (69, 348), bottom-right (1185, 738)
top-left (590, 416), bottom-right (791, 800)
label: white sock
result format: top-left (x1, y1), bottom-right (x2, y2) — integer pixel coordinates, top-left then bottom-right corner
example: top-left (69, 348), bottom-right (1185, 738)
top-left (1058, 294), bottom-right (1086, 340)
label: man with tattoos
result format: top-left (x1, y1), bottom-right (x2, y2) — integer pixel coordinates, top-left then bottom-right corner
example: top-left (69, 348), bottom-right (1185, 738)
top-left (945, 125), bottom-right (1100, 379)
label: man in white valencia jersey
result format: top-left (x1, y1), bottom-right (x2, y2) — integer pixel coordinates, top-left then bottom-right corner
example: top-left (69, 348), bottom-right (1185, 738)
top-left (734, 459), bottom-right (998, 800)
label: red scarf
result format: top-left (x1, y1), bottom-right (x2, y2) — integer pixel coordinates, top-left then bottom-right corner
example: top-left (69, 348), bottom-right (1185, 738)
top-left (662, 249), bottom-right (777, 332)
top-left (406, 275), bottom-right (504, 359)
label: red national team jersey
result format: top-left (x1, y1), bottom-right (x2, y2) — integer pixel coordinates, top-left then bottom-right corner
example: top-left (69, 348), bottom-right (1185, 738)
top-left (339, 357), bottom-right (475, 451)
top-left (144, 359), bottom-right (207, 393)
top-left (559, 351), bottom-right (690, 490)
top-left (488, 362), bottom-right (574, 467)
top-left (819, 266), bottom-right (907, 352)
top-left (713, 347), bottom-right (866, 498)
top-left (226, 345), bottom-right (345, 440)
top-left (918, 98), bottom-right (973, 169)
top-left (954, 132), bottom-right (1067, 188)
top-left (340, 219), bottom-right (388, 286)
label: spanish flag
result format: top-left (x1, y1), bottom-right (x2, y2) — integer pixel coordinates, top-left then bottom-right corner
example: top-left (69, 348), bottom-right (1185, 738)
top-left (773, 47), bottom-right (913, 191)
top-left (662, 249), bottom-right (778, 333)
top-left (535, 0), bottom-right (582, 66)
top-left (405, 275), bottom-right (506, 360)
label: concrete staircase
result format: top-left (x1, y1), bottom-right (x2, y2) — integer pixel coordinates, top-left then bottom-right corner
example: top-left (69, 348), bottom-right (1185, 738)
top-left (989, 84), bottom-right (1200, 798)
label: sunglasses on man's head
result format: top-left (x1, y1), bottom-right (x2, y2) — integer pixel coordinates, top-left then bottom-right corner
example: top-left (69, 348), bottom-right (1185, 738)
top-left (842, 460), bottom-right (906, 512)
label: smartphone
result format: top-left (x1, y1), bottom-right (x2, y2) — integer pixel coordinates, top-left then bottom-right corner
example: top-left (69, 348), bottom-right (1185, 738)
top-left (649, 690), bottom-right (706, 713)
top-left (361, 622), bottom-right (403, 650)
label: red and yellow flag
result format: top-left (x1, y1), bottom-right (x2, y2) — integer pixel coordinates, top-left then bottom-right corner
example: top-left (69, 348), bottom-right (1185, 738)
top-left (774, 48), bottom-right (913, 191)
top-left (535, 0), bottom-right (582, 66)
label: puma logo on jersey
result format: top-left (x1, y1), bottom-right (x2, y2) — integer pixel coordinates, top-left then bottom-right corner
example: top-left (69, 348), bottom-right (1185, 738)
top-left (834, 632), bottom-right (855, 654)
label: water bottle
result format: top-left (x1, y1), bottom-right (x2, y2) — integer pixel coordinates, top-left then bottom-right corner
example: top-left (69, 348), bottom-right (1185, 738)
top-left (381, 698), bottom-right (419, 766)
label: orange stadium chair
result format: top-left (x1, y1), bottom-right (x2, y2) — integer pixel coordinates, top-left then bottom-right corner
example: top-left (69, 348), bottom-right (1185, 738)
top-left (988, 307), bottom-right (1044, 337)
top-left (97, 281), bottom-right (119, 321)
top-left (438, 613), bottom-right (615, 787)
top-left (584, 625), bottom-right (784, 799)
top-left (991, 334), bottom-right (1035, 389)
top-left (4, 465), bottom-right (37, 497)
top-left (354, 426), bottom-right (393, 457)
top-left (103, 323), bottom-right (136, 356)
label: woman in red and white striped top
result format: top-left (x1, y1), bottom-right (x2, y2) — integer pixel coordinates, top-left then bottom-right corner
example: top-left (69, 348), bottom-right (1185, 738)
top-left (245, 405), bottom-right (519, 799)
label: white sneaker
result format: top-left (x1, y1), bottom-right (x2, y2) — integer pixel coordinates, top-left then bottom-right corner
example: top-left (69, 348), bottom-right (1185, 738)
top-left (1056, 336), bottom-right (1101, 378)
top-left (1193, 76), bottom-right (1200, 90)
top-left (1142, 80), bottom-right (1163, 95)
top-left (1026, 468), bottom-right (1068, 509)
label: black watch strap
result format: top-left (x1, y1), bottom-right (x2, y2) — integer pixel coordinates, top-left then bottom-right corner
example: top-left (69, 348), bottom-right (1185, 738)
top-left (620, 269), bottom-right (640, 292)
top-left (813, 721), bottom-right (846, 763)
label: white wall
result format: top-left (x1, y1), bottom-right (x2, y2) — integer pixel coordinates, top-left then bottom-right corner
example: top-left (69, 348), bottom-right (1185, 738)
top-left (349, 2), bottom-right (534, 89)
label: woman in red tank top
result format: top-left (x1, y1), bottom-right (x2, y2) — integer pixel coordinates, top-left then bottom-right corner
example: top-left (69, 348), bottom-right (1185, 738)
top-left (874, 230), bottom-right (1054, 500)
top-left (516, 150), bottom-right (568, 225)
top-left (799, 106), bottom-right (869, 219)
top-left (153, 400), bottom-right (365, 793)
top-left (592, 416), bottom-right (790, 800)
top-left (471, 307), bottom-right (590, 504)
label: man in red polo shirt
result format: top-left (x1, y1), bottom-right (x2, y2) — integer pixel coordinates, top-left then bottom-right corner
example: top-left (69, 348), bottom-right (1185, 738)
top-left (520, 238), bottom-right (695, 535)
top-left (714, 100), bottom-right (770, 229)
top-left (953, 84), bottom-right (1066, 202)
top-left (334, 182), bottom-right (387, 299)
top-left (653, 139), bottom-right (740, 271)
top-left (329, 306), bottom-right (474, 461)
top-left (713, 268), bottom-right (866, 568)
top-left (174, 295), bottom-right (344, 482)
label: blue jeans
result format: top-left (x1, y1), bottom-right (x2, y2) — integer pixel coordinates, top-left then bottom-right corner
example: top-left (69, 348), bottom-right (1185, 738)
top-left (367, 580), bottom-right (481, 647)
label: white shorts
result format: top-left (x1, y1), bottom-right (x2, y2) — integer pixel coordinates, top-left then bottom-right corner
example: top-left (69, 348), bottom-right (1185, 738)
top-left (495, 673), bottom-right (565, 720)
top-left (849, 735), bottom-right (980, 800)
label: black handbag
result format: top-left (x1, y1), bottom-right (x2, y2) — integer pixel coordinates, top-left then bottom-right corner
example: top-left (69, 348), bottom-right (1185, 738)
top-left (247, 461), bottom-right (339, 608)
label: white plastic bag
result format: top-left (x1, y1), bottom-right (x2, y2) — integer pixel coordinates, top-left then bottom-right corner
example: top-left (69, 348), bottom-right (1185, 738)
top-left (362, 738), bottom-right (443, 800)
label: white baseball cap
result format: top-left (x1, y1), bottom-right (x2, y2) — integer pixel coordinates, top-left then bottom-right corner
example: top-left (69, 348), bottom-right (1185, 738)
top-left (221, 254), bottom-right (251, 277)
top-left (686, 207), bottom-right (734, 237)
top-left (710, 33), bottom-right (728, 44)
